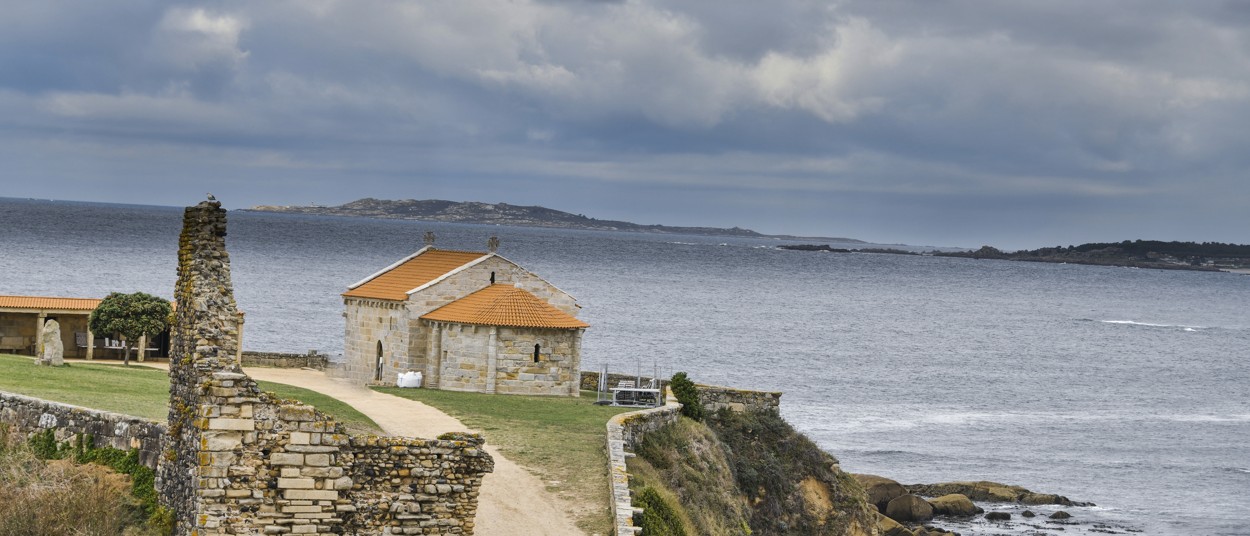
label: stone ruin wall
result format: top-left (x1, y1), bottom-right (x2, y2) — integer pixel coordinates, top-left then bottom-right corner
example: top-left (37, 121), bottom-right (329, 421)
top-left (160, 200), bottom-right (493, 536)
top-left (240, 350), bottom-right (329, 370)
top-left (696, 384), bottom-right (782, 414)
top-left (0, 390), bottom-right (165, 468)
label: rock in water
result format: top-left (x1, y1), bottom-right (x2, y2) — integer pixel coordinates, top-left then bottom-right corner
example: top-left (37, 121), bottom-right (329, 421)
top-left (929, 494), bottom-right (981, 517)
top-left (874, 512), bottom-right (914, 536)
top-left (886, 494), bottom-right (935, 523)
top-left (37, 319), bottom-right (64, 366)
top-left (984, 511), bottom-right (1011, 521)
top-left (1050, 510), bottom-right (1072, 519)
top-left (854, 474), bottom-right (909, 512)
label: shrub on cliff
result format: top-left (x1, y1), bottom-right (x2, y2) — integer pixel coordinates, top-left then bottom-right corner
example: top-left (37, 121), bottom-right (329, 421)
top-left (706, 409), bottom-right (876, 535)
top-left (669, 372), bottom-right (703, 421)
top-left (634, 486), bottom-right (689, 536)
top-left (631, 410), bottom-right (876, 536)
top-left (0, 426), bottom-right (164, 536)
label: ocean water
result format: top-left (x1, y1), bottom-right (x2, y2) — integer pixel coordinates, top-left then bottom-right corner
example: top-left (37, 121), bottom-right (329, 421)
top-left (1, 198), bottom-right (1247, 535)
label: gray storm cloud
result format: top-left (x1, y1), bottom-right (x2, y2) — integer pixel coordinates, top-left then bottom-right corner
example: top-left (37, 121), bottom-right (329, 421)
top-left (0, 0), bottom-right (1246, 248)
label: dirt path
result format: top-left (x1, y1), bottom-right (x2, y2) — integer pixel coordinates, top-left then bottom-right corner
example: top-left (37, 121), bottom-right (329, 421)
top-left (242, 367), bottom-right (587, 536)
top-left (87, 360), bottom-right (586, 536)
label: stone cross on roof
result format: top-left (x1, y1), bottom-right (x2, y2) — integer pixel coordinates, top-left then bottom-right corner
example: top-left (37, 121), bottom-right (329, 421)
top-left (487, 236), bottom-right (499, 253)
top-left (423, 231), bottom-right (436, 247)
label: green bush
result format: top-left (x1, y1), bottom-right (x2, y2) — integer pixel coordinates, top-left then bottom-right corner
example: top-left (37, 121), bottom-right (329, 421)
top-left (21, 429), bottom-right (170, 535)
top-left (669, 372), bottom-right (703, 421)
top-left (634, 487), bottom-right (688, 536)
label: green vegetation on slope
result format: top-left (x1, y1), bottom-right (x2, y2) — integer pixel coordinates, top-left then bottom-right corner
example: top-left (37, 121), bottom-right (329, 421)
top-left (631, 410), bottom-right (876, 536)
top-left (0, 353), bottom-right (382, 434)
top-left (375, 387), bottom-right (634, 534)
top-left (1, 425), bottom-right (166, 536)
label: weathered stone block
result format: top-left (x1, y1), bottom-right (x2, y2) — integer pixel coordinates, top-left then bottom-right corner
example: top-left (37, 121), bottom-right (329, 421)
top-left (208, 418), bottom-right (255, 431)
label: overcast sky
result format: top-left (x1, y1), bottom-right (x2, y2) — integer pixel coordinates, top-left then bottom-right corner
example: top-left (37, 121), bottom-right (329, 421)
top-left (2, 1), bottom-right (1248, 249)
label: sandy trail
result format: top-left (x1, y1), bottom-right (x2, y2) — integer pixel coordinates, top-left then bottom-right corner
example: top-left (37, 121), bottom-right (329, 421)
top-left (96, 360), bottom-right (585, 536)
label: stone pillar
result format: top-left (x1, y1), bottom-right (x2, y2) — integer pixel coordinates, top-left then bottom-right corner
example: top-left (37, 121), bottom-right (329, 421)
top-left (486, 326), bottom-right (498, 394)
top-left (35, 312), bottom-right (46, 356)
top-left (86, 327), bottom-right (94, 360)
top-left (235, 312), bottom-right (245, 364)
top-left (428, 322), bottom-right (442, 389)
top-left (138, 333), bottom-right (147, 362)
top-left (570, 329), bottom-right (583, 397)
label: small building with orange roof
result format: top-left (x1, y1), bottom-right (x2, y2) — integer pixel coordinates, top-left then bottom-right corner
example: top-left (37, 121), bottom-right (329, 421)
top-left (341, 236), bottom-right (587, 396)
top-left (0, 295), bottom-right (181, 360)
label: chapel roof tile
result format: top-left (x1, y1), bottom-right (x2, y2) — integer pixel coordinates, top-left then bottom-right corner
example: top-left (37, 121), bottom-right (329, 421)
top-left (420, 284), bottom-right (589, 329)
top-left (343, 248), bottom-right (489, 301)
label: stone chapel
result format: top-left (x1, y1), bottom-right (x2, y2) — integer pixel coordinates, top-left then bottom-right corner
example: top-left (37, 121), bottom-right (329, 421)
top-left (341, 238), bottom-right (588, 396)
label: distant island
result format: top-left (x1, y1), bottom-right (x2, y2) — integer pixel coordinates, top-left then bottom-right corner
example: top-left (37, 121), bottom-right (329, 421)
top-left (245, 198), bottom-right (865, 242)
top-left (934, 240), bottom-right (1250, 273)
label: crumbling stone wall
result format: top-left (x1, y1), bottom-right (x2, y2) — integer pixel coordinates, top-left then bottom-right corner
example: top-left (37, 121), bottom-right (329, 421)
top-left (697, 384), bottom-right (782, 414)
top-left (241, 350), bottom-right (329, 369)
top-left (159, 199), bottom-right (492, 536)
top-left (0, 390), bottom-right (165, 467)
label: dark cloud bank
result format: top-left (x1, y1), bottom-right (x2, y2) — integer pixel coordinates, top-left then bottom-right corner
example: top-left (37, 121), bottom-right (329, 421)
top-left (1, 0), bottom-right (1247, 248)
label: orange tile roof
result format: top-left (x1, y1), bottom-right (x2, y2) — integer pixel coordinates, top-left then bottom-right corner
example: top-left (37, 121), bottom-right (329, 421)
top-left (0, 295), bottom-right (102, 311)
top-left (343, 248), bottom-right (490, 301)
top-left (421, 284), bottom-right (589, 329)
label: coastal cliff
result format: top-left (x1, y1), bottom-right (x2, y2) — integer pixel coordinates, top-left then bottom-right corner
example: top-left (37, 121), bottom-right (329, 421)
top-left (626, 409), bottom-right (878, 536)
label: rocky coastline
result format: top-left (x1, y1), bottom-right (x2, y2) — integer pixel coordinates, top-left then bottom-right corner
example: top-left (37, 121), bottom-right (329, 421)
top-left (853, 475), bottom-right (1135, 536)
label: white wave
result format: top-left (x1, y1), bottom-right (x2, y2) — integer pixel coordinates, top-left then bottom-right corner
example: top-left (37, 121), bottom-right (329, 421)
top-left (1161, 414), bottom-right (1250, 423)
top-left (1100, 319), bottom-right (1207, 330)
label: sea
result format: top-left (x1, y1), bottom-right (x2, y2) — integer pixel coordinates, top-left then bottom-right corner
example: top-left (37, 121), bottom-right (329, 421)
top-left (1, 197), bottom-right (1247, 536)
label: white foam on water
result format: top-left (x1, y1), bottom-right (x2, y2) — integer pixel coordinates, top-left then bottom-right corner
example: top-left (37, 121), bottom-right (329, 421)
top-left (1100, 319), bottom-right (1207, 330)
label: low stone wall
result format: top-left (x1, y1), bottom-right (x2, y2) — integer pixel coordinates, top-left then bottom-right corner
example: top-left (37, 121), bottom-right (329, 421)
top-left (346, 435), bottom-right (494, 534)
top-left (241, 350), bottom-right (329, 369)
top-left (697, 383), bottom-right (782, 414)
top-left (0, 390), bottom-right (166, 468)
top-left (606, 389), bottom-right (682, 536)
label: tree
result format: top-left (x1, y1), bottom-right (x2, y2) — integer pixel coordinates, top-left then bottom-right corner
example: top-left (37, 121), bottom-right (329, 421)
top-left (88, 292), bottom-right (172, 366)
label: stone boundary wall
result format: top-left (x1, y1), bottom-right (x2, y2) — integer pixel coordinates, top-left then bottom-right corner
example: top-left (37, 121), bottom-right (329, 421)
top-left (241, 350), bottom-right (328, 369)
top-left (0, 390), bottom-right (165, 468)
top-left (605, 389), bottom-right (682, 536)
top-left (697, 383), bottom-right (782, 414)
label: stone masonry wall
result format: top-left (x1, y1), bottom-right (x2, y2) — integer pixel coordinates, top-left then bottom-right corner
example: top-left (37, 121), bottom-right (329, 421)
top-left (342, 298), bottom-right (409, 384)
top-left (493, 327), bottom-right (580, 396)
top-left (433, 324), bottom-right (580, 396)
top-left (606, 389), bottom-right (682, 536)
top-left (241, 350), bottom-right (328, 369)
top-left (0, 390), bottom-right (166, 468)
top-left (696, 384), bottom-right (782, 414)
top-left (161, 199), bottom-right (492, 536)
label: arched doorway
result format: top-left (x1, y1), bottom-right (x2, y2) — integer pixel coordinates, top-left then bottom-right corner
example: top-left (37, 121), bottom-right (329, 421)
top-left (375, 340), bottom-right (384, 381)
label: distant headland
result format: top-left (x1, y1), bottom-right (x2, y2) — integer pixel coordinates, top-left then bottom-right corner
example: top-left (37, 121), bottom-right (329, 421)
top-left (244, 198), bottom-right (866, 242)
top-left (934, 240), bottom-right (1250, 273)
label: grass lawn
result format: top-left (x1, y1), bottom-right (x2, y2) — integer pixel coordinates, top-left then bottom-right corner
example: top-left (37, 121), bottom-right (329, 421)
top-left (375, 387), bottom-right (635, 534)
top-left (0, 353), bottom-right (382, 434)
